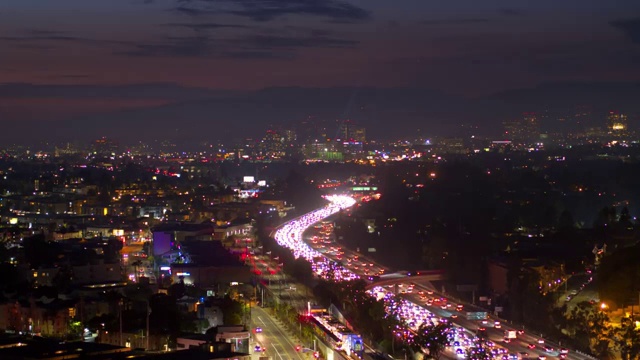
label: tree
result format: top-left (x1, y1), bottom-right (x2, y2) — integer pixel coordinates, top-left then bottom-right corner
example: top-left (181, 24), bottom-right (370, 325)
top-left (613, 317), bottom-right (640, 360)
top-left (619, 206), bottom-right (633, 230)
top-left (410, 322), bottom-right (451, 359)
top-left (219, 295), bottom-right (244, 325)
top-left (150, 293), bottom-right (180, 334)
top-left (598, 248), bottom-right (640, 308)
top-left (557, 210), bottom-right (576, 233)
top-left (594, 206), bottom-right (616, 229)
top-left (566, 301), bottom-right (612, 355)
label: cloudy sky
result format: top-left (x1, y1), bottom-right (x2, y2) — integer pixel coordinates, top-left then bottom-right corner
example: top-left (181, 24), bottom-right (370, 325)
top-left (1, 0), bottom-right (640, 144)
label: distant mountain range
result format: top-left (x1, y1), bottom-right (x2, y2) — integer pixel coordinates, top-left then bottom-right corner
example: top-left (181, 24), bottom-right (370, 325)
top-left (2, 81), bottom-right (640, 146)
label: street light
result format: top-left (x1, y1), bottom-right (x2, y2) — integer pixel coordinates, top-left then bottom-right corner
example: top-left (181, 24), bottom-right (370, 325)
top-left (600, 302), bottom-right (608, 310)
top-left (146, 301), bottom-right (151, 350)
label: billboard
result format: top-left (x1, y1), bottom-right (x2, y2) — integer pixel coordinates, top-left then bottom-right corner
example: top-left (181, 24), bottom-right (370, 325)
top-left (465, 312), bottom-right (488, 320)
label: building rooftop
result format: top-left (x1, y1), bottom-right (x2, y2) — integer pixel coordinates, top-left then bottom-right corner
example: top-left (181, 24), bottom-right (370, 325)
top-left (0, 335), bottom-right (129, 359)
top-left (152, 223), bottom-right (215, 233)
top-left (0, 335), bottom-right (248, 360)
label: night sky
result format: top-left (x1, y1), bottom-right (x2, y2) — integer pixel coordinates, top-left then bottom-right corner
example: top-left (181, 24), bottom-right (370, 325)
top-left (2, 0), bottom-right (640, 144)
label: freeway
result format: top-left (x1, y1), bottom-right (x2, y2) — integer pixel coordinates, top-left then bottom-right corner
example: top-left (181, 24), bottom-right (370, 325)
top-left (252, 305), bottom-right (306, 360)
top-left (398, 282), bottom-right (584, 360)
top-left (249, 253), bottom-right (313, 310)
top-left (273, 195), bottom-right (594, 360)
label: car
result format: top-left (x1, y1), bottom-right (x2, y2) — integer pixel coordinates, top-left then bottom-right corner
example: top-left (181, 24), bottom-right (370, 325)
top-left (537, 339), bottom-right (545, 344)
top-left (528, 343), bottom-right (536, 349)
top-left (538, 356), bottom-right (547, 360)
top-left (254, 345), bottom-right (264, 352)
top-left (254, 327), bottom-right (263, 333)
top-left (450, 314), bottom-right (458, 319)
top-left (559, 348), bottom-right (569, 354)
top-left (494, 321), bottom-right (501, 328)
top-left (503, 338), bottom-right (511, 343)
top-left (543, 346), bottom-right (553, 352)
top-left (517, 329), bottom-right (525, 335)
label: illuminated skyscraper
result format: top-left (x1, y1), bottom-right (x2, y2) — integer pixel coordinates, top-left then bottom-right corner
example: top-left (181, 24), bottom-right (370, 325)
top-left (259, 129), bottom-right (286, 159)
top-left (606, 111), bottom-right (628, 136)
top-left (91, 137), bottom-right (119, 155)
top-left (503, 112), bottom-right (540, 147)
top-left (337, 121), bottom-right (366, 143)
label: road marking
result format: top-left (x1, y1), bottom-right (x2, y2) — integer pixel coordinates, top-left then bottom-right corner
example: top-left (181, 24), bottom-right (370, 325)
top-left (273, 344), bottom-right (284, 360)
top-left (257, 308), bottom-right (304, 359)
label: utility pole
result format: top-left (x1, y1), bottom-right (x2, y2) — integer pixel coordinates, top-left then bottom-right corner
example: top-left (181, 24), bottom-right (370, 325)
top-left (80, 294), bottom-right (84, 331)
top-left (146, 301), bottom-right (150, 350)
top-left (119, 299), bottom-right (123, 347)
top-left (391, 332), bottom-right (395, 355)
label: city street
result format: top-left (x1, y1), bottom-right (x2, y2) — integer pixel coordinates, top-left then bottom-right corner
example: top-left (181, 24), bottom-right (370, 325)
top-left (251, 305), bottom-right (307, 360)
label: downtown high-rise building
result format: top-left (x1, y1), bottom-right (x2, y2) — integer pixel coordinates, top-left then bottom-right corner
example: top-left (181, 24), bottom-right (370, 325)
top-left (337, 120), bottom-right (366, 143)
top-left (606, 111), bottom-right (628, 136)
top-left (503, 112), bottom-right (540, 147)
top-left (258, 129), bottom-right (286, 159)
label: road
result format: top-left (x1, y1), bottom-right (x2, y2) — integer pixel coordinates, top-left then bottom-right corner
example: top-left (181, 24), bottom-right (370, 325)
top-left (249, 254), bottom-right (313, 310)
top-left (270, 195), bottom-right (595, 360)
top-left (252, 306), bottom-right (307, 360)
top-left (121, 242), bottom-right (156, 284)
top-left (311, 228), bottom-right (591, 360)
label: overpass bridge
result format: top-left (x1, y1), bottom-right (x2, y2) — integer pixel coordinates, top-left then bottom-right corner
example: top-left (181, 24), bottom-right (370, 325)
top-left (365, 270), bottom-right (446, 289)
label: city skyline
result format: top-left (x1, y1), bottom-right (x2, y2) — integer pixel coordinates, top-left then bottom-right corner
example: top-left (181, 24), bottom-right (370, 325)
top-left (1, 1), bottom-right (640, 143)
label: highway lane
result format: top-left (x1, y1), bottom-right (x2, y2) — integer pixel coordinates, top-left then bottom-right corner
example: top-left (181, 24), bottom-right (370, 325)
top-left (403, 281), bottom-right (589, 360)
top-left (270, 196), bottom-right (593, 360)
top-left (252, 305), bottom-right (306, 360)
top-left (300, 208), bottom-right (592, 360)
top-left (251, 255), bottom-right (313, 310)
